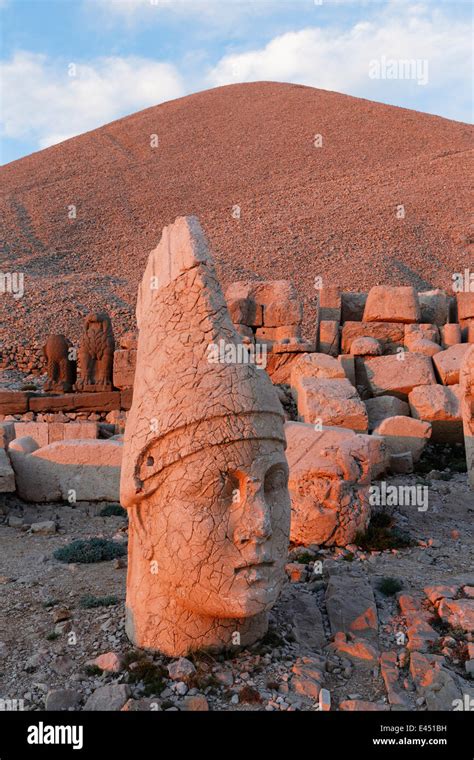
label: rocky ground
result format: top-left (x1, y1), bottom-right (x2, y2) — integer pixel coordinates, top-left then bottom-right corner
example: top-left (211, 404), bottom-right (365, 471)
top-left (0, 443), bottom-right (472, 713)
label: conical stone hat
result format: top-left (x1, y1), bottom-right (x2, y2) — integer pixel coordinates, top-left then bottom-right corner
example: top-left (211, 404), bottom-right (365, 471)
top-left (120, 216), bottom-right (286, 508)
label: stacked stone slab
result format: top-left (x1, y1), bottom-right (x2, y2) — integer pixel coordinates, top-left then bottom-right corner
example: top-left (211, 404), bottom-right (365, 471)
top-left (225, 280), bottom-right (311, 351)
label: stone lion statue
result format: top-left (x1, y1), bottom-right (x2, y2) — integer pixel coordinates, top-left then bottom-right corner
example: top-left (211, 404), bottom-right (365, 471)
top-left (43, 334), bottom-right (76, 393)
top-left (75, 311), bottom-right (115, 392)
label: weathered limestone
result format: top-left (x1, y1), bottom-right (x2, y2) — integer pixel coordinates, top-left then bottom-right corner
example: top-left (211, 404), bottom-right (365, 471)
top-left (29, 391), bottom-right (121, 414)
top-left (113, 349), bottom-right (136, 390)
top-left (8, 437), bottom-right (122, 502)
top-left (433, 343), bottom-right (471, 386)
top-left (0, 448), bottom-right (15, 492)
top-left (363, 286), bottom-right (420, 324)
top-left (121, 216), bottom-right (291, 657)
top-left (76, 312), bottom-right (115, 392)
top-left (341, 321), bottom-right (405, 354)
top-left (0, 391), bottom-right (29, 415)
top-left (12, 421), bottom-right (98, 448)
top-left (290, 352), bottom-right (346, 389)
top-left (418, 290), bottom-right (449, 326)
top-left (364, 353), bottom-right (436, 399)
top-left (294, 377), bottom-right (368, 432)
top-left (318, 320), bottom-right (339, 356)
top-left (43, 334), bottom-right (76, 393)
top-left (441, 323), bottom-right (462, 348)
top-left (364, 396), bottom-right (410, 431)
top-left (456, 292), bottom-right (474, 327)
top-left (350, 337), bottom-right (382, 356)
top-left (404, 323), bottom-right (440, 346)
top-left (341, 292), bottom-right (367, 322)
top-left (325, 567), bottom-right (378, 644)
top-left (0, 422), bottom-right (15, 449)
top-left (225, 280), bottom-right (304, 351)
top-left (409, 384), bottom-right (462, 443)
top-left (372, 416), bottom-right (432, 463)
top-left (460, 345), bottom-right (474, 489)
top-left (285, 422), bottom-right (371, 547)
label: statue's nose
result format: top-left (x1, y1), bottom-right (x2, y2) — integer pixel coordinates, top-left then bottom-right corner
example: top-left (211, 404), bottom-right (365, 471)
top-left (233, 484), bottom-right (272, 547)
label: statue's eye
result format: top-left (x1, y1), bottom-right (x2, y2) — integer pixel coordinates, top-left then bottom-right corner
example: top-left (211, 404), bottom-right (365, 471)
top-left (264, 467), bottom-right (288, 494)
top-left (220, 471), bottom-right (240, 504)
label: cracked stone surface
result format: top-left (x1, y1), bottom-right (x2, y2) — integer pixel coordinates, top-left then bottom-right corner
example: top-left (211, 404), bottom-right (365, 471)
top-left (120, 216), bottom-right (291, 656)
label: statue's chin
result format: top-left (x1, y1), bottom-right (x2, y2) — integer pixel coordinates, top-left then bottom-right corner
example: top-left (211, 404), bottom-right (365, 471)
top-left (181, 585), bottom-right (280, 620)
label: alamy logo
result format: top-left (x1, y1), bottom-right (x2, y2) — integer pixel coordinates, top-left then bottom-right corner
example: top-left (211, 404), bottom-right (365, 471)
top-left (207, 339), bottom-right (267, 369)
top-left (369, 56), bottom-right (429, 86)
top-left (27, 722), bottom-right (83, 750)
top-left (452, 694), bottom-right (474, 711)
top-left (369, 482), bottom-right (429, 512)
top-left (0, 272), bottom-right (24, 299)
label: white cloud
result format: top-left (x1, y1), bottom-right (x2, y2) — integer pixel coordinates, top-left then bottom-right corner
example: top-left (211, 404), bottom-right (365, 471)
top-left (207, 5), bottom-right (472, 121)
top-left (0, 52), bottom-right (185, 149)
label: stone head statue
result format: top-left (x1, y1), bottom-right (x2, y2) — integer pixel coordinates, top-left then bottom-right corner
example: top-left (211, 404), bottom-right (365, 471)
top-left (120, 216), bottom-right (290, 656)
top-left (460, 345), bottom-right (474, 490)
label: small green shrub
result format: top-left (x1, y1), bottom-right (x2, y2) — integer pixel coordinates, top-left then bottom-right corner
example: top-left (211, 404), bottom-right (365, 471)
top-left (42, 598), bottom-right (60, 608)
top-left (377, 577), bottom-right (403, 596)
top-left (79, 594), bottom-right (120, 608)
top-left (53, 538), bottom-right (126, 564)
top-left (355, 513), bottom-right (414, 551)
top-left (84, 664), bottom-right (103, 677)
top-left (46, 631), bottom-right (59, 641)
top-left (126, 659), bottom-right (167, 697)
top-left (99, 504), bottom-right (127, 518)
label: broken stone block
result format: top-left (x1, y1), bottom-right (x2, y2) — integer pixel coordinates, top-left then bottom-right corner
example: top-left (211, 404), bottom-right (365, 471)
top-left (405, 323), bottom-right (440, 346)
top-left (294, 377), bottom-right (368, 432)
top-left (364, 353), bottom-right (436, 400)
top-left (29, 392), bottom-right (121, 414)
top-left (372, 416), bottom-right (432, 463)
top-left (438, 598), bottom-right (474, 632)
top-left (280, 587), bottom-right (326, 650)
top-left (389, 451), bottom-right (414, 474)
top-left (318, 320), bottom-right (339, 356)
top-left (0, 448), bottom-right (15, 492)
top-left (418, 290), bottom-right (449, 326)
top-left (341, 321), bottom-right (405, 354)
top-left (285, 422), bottom-right (371, 547)
top-left (30, 520), bottom-right (56, 534)
top-left (341, 292), bottom-right (367, 322)
top-left (409, 651), bottom-right (461, 711)
top-left (379, 651), bottom-right (410, 707)
top-left (8, 437), bottom-right (122, 502)
top-left (338, 354), bottom-right (356, 385)
top-left (227, 297), bottom-right (263, 327)
top-left (113, 349), bottom-right (136, 389)
top-left (456, 292), bottom-right (474, 326)
top-left (0, 391), bottom-right (29, 415)
top-left (441, 323), bottom-right (462, 348)
top-left (363, 285), bottom-right (421, 324)
top-left (364, 396), bottom-right (410, 431)
top-left (433, 343), bottom-right (471, 385)
top-left (290, 353), bottom-right (346, 392)
top-left (291, 657), bottom-right (325, 699)
top-left (84, 684), bottom-right (131, 711)
top-left (0, 422), bottom-right (15, 450)
top-left (325, 568), bottom-right (378, 643)
top-left (318, 285), bottom-right (341, 322)
top-left (328, 632), bottom-right (379, 666)
top-left (408, 384), bottom-right (462, 443)
top-left (405, 338), bottom-right (442, 357)
top-left (339, 700), bottom-right (389, 711)
top-left (350, 337), bottom-right (382, 356)
top-left (264, 300), bottom-right (302, 327)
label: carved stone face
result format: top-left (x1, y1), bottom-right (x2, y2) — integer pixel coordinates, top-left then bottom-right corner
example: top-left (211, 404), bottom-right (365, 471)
top-left (136, 438), bottom-right (290, 620)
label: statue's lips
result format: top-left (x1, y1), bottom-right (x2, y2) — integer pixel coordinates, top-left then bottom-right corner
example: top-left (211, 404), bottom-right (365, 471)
top-left (234, 560), bottom-right (275, 583)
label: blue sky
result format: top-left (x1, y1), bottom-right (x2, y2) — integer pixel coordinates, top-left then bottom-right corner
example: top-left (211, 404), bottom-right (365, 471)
top-left (0, 0), bottom-right (472, 164)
